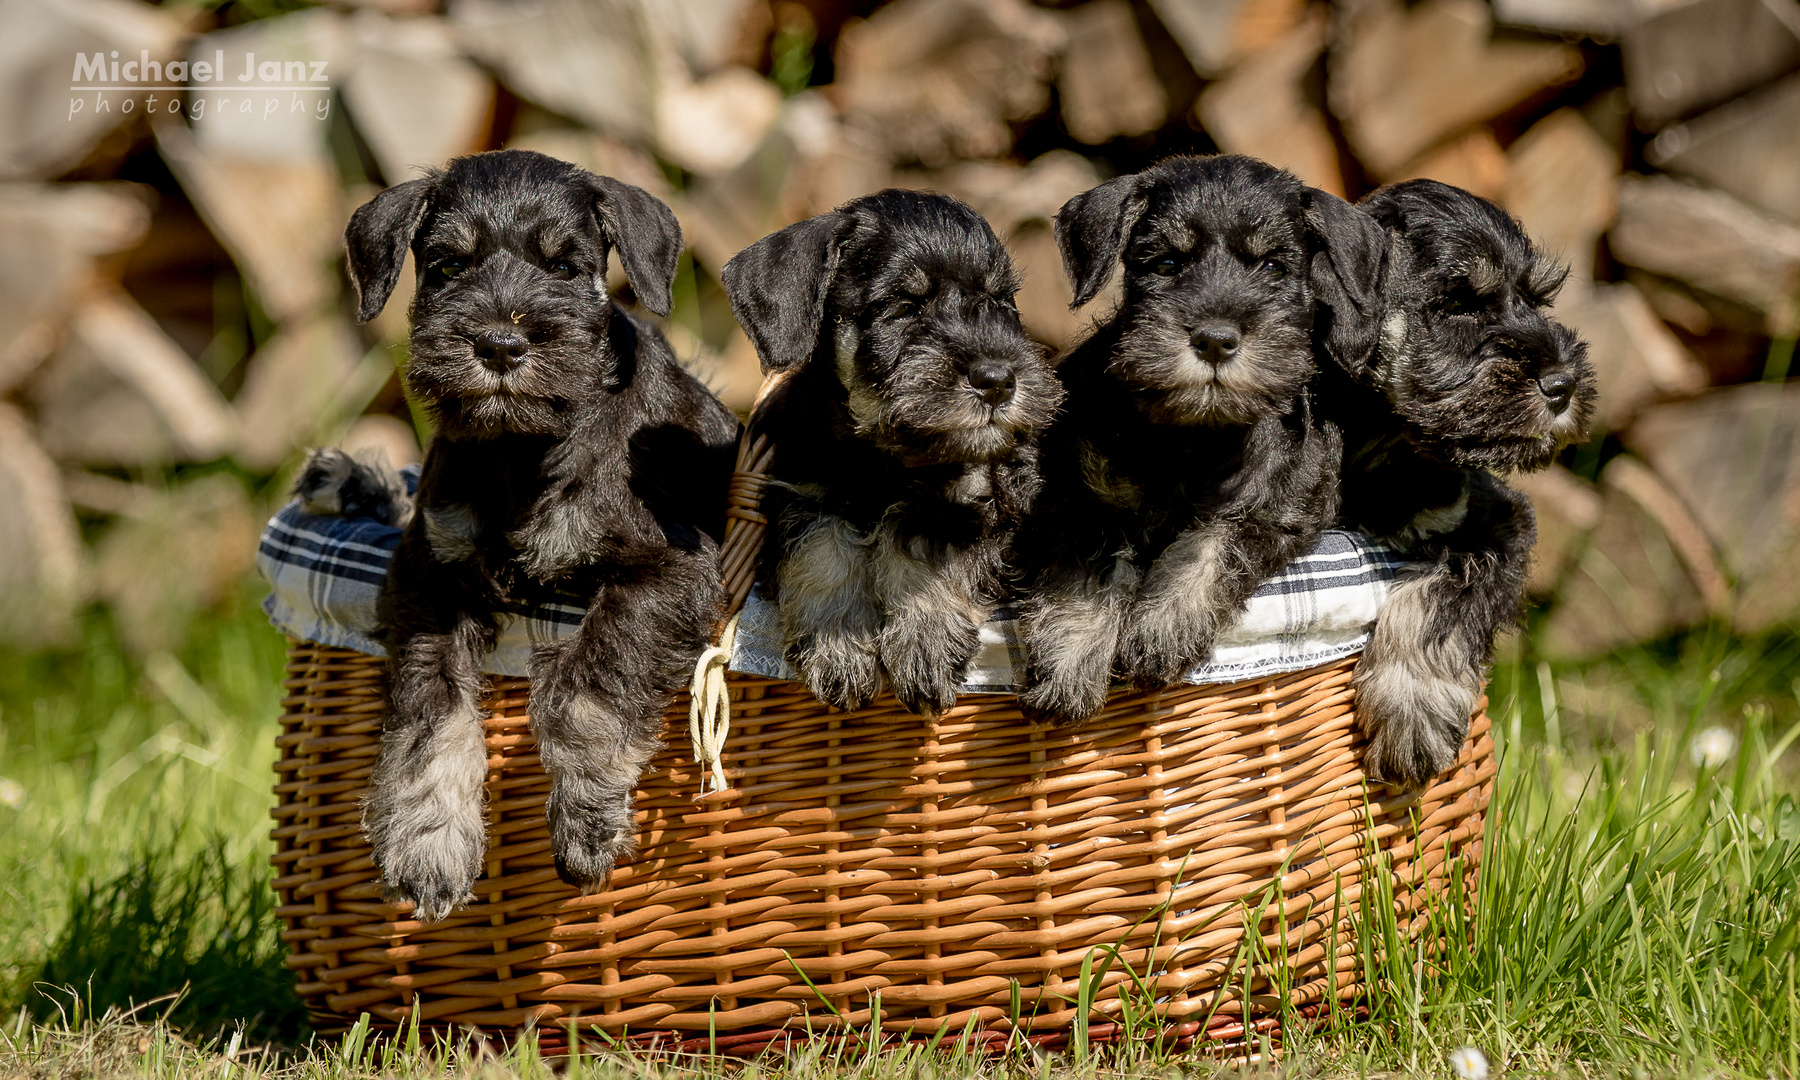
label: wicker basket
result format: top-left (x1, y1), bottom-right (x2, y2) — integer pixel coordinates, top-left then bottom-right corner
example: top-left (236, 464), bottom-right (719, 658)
top-left (269, 435), bottom-right (1496, 1053)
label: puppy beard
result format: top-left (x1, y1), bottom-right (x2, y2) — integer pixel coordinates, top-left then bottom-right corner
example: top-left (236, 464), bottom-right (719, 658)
top-left (1383, 313), bottom-right (1595, 473)
top-left (835, 323), bottom-right (1060, 465)
top-left (1109, 317), bottom-right (1312, 427)
top-left (407, 303), bottom-right (608, 439)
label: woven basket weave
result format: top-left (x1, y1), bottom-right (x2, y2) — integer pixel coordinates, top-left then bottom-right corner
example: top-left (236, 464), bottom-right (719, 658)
top-left (269, 435), bottom-right (1497, 1052)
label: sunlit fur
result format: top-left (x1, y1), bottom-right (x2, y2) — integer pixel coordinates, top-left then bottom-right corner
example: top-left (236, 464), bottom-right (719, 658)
top-left (340, 150), bottom-right (738, 918)
top-left (1018, 156), bottom-right (1354, 723)
top-left (723, 190), bottom-right (1061, 715)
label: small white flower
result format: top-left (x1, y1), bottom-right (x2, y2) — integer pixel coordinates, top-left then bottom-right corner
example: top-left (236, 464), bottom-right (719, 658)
top-left (0, 778), bottom-right (23, 810)
top-left (1449, 1046), bottom-right (1490, 1080)
top-left (1689, 726), bottom-right (1737, 769)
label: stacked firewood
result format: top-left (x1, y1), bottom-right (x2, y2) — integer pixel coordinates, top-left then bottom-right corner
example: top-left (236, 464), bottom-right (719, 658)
top-left (2, 0), bottom-right (1796, 656)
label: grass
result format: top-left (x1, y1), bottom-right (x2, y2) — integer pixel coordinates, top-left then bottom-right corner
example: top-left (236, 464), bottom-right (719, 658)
top-left (1, 587), bottom-right (1797, 1078)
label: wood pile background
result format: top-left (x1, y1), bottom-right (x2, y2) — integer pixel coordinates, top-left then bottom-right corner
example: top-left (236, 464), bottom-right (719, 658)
top-left (3, 0), bottom-right (1797, 660)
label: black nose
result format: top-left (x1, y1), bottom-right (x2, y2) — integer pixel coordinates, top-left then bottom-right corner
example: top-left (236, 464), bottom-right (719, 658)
top-left (474, 328), bottom-right (529, 372)
top-left (1538, 368), bottom-right (1576, 413)
top-left (967, 360), bottom-right (1016, 406)
top-left (1191, 322), bottom-right (1242, 364)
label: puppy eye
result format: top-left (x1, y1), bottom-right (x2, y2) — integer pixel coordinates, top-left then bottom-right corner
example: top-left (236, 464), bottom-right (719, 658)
top-left (1151, 255), bottom-right (1181, 277)
top-left (889, 299), bottom-right (919, 318)
top-left (433, 259), bottom-right (466, 280)
top-left (1262, 257), bottom-right (1288, 278)
top-left (548, 259), bottom-right (579, 279)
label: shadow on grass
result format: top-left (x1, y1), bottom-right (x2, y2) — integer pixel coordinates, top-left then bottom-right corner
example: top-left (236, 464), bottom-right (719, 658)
top-left (29, 842), bottom-right (306, 1045)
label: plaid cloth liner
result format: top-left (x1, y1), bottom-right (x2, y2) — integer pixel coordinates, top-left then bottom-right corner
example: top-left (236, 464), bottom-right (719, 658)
top-left (259, 468), bottom-right (1408, 688)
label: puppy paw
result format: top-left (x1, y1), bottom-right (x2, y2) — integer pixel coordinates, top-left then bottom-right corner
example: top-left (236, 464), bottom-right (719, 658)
top-left (1018, 665), bottom-right (1110, 726)
top-left (365, 798), bottom-right (486, 923)
top-left (1114, 600), bottom-right (1214, 691)
top-left (545, 775), bottom-right (636, 890)
top-left (793, 637), bottom-right (882, 712)
top-left (880, 620), bottom-right (977, 717)
top-left (1353, 653), bottom-right (1479, 787)
top-left (295, 447), bottom-right (413, 526)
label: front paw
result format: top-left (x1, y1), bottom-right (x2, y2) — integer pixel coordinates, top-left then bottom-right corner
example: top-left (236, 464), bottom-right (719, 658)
top-left (880, 621), bottom-right (977, 717)
top-left (1018, 662), bottom-right (1109, 725)
top-left (1353, 653), bottom-right (1478, 787)
top-left (364, 789), bottom-right (486, 923)
top-left (545, 775), bottom-right (637, 889)
top-left (1114, 614), bottom-right (1209, 691)
top-left (793, 636), bottom-right (882, 711)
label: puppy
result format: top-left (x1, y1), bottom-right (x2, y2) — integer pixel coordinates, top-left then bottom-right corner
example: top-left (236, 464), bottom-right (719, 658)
top-left (1018, 155), bottom-right (1369, 724)
top-left (721, 190), bottom-right (1060, 715)
top-left (337, 149), bottom-right (739, 920)
top-left (1311, 178), bottom-right (1596, 784)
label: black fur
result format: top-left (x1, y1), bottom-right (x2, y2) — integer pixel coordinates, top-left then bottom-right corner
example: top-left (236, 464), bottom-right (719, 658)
top-left (1017, 155), bottom-right (1349, 724)
top-left (1320, 179), bottom-right (1596, 785)
top-left (722, 189), bottom-right (1060, 716)
top-left (342, 149), bottom-right (739, 920)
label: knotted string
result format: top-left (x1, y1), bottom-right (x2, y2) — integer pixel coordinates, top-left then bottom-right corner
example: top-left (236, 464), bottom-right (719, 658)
top-left (687, 611), bottom-right (740, 795)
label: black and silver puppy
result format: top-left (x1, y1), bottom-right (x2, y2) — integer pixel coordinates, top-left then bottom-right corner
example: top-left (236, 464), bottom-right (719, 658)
top-left (1018, 155), bottom-right (1369, 723)
top-left (1313, 178), bottom-right (1596, 784)
top-left (721, 190), bottom-right (1060, 715)
top-left (332, 149), bottom-right (738, 920)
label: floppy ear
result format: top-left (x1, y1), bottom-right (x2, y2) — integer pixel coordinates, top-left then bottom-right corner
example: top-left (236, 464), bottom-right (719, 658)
top-left (584, 174), bottom-right (684, 318)
top-left (720, 213), bottom-right (849, 374)
top-left (344, 177), bottom-right (434, 324)
top-left (1305, 189), bottom-right (1389, 379)
top-left (1053, 173), bottom-right (1146, 309)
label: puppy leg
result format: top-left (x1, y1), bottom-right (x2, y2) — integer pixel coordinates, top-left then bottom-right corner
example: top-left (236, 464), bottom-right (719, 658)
top-left (1019, 557), bottom-right (1139, 724)
top-left (530, 546), bottom-right (718, 888)
top-left (873, 532), bottom-right (990, 716)
top-left (365, 612), bottom-right (496, 922)
top-left (1357, 477), bottom-right (1534, 785)
top-left (1116, 524), bottom-right (1248, 689)
top-left (778, 515), bottom-right (883, 711)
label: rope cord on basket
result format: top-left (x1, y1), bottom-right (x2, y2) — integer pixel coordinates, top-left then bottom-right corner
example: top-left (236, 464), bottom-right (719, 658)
top-left (683, 375), bottom-right (784, 793)
top-left (688, 611), bottom-right (740, 794)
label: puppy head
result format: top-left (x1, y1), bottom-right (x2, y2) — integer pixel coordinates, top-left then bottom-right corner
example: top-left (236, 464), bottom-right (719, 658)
top-left (1055, 155), bottom-right (1384, 427)
top-left (1361, 179), bottom-right (1596, 472)
top-left (722, 189), bottom-right (1060, 465)
top-left (344, 149), bottom-right (682, 439)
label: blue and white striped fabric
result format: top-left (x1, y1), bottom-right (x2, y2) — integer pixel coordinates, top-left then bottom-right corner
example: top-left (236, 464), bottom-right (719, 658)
top-left (259, 472), bottom-right (1408, 686)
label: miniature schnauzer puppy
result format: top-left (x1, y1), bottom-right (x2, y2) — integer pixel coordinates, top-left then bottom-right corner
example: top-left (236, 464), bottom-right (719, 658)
top-left (333, 149), bottom-right (739, 920)
top-left (1017, 155), bottom-right (1368, 724)
top-left (721, 190), bottom-right (1060, 715)
top-left (1311, 178), bottom-right (1596, 785)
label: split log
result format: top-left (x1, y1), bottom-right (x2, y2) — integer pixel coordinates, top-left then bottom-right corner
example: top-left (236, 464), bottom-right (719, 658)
top-left (1647, 73), bottom-right (1800, 226)
top-left (0, 0), bottom-right (185, 180)
top-left (0, 183), bottom-right (150, 392)
top-left (1503, 109), bottom-right (1619, 287)
top-left (232, 315), bottom-right (368, 472)
top-left (1511, 465), bottom-right (1601, 597)
top-left (1329, 0), bottom-right (1582, 178)
top-left (1492, 0), bottom-right (1664, 38)
top-left (1553, 282), bottom-right (1703, 433)
top-left (1539, 455), bottom-right (1727, 660)
top-left (341, 13), bottom-right (493, 186)
top-left (1622, 0), bottom-right (1800, 129)
top-left (341, 413), bottom-right (422, 470)
top-left (656, 66), bottom-right (784, 177)
top-left (1609, 174), bottom-right (1800, 335)
top-left (452, 0), bottom-right (657, 143)
top-left (833, 0), bottom-right (1065, 166)
top-left (1394, 127), bottom-right (1508, 203)
top-left (184, 10), bottom-right (344, 165)
top-left (1058, 0), bottom-right (1169, 145)
top-left (28, 289), bottom-right (236, 468)
top-left (1627, 383), bottom-right (1800, 633)
top-left (1194, 8), bottom-right (1343, 195)
top-left (0, 404), bottom-right (83, 648)
top-left (1145, 0), bottom-right (1306, 78)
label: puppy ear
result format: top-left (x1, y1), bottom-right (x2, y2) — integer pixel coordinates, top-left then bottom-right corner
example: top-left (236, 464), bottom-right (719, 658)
top-left (344, 177), bottom-right (434, 324)
top-left (586, 175), bottom-right (684, 318)
top-left (1305, 190), bottom-right (1389, 378)
top-left (721, 213), bottom-right (849, 374)
top-left (1053, 174), bottom-right (1146, 309)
